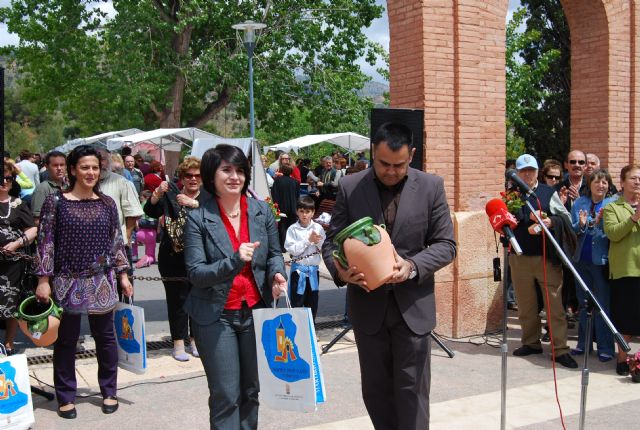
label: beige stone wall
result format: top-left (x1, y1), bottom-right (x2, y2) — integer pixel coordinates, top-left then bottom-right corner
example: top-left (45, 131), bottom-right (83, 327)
top-left (387, 0), bottom-right (640, 337)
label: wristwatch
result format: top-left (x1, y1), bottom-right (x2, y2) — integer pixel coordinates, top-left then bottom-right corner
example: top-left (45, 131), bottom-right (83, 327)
top-left (408, 259), bottom-right (418, 280)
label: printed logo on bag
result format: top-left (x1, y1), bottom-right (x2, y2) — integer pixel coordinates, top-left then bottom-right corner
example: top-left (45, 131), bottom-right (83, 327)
top-left (261, 315), bottom-right (310, 383)
top-left (115, 308), bottom-right (141, 353)
top-left (0, 363), bottom-right (29, 413)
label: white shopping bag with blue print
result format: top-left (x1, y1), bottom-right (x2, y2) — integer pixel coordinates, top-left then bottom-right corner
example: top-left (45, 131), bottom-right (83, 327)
top-left (113, 299), bottom-right (147, 374)
top-left (0, 348), bottom-right (34, 430)
top-left (253, 293), bottom-right (326, 412)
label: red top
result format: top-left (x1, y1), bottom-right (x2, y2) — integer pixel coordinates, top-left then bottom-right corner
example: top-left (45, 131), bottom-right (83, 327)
top-left (291, 166), bottom-right (302, 183)
top-left (217, 195), bottom-right (262, 309)
top-left (144, 173), bottom-right (163, 193)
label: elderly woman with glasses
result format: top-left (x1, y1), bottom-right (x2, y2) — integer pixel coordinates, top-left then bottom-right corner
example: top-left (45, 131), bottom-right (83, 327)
top-left (0, 159), bottom-right (38, 355)
top-left (144, 156), bottom-right (203, 361)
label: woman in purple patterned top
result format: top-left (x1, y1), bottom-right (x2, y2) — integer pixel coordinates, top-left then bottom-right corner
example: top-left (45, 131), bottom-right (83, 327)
top-left (35, 145), bottom-right (132, 419)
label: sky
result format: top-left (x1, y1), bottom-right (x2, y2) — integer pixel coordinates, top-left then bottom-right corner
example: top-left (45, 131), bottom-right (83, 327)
top-left (1, 0), bottom-right (522, 83)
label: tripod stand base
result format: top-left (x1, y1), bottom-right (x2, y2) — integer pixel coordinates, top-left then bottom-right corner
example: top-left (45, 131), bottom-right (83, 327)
top-left (31, 386), bottom-right (55, 401)
top-left (321, 324), bottom-right (455, 358)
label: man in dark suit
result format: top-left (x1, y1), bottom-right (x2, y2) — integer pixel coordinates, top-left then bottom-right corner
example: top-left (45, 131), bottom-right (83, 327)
top-left (322, 122), bottom-right (456, 429)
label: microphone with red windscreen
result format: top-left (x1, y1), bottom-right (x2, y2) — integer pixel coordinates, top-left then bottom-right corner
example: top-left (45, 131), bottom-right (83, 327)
top-left (485, 198), bottom-right (523, 255)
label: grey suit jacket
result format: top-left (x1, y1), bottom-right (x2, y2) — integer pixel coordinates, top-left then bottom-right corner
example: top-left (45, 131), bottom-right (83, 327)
top-left (321, 167), bottom-right (456, 335)
top-left (183, 190), bottom-right (286, 325)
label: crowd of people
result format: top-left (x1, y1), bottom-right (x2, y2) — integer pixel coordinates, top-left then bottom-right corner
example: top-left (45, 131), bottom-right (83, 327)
top-left (2, 136), bottom-right (639, 428)
top-left (0, 143), bottom-right (370, 424)
top-left (505, 151), bottom-right (640, 375)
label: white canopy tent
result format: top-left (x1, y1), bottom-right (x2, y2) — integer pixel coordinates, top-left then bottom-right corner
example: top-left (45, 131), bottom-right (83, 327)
top-left (106, 128), bottom-right (220, 152)
top-left (262, 132), bottom-right (370, 154)
top-left (55, 128), bottom-right (143, 153)
top-left (191, 137), bottom-right (270, 200)
top-left (106, 128), bottom-right (221, 179)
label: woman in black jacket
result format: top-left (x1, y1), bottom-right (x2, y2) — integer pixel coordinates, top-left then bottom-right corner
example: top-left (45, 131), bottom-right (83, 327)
top-left (144, 156), bottom-right (202, 361)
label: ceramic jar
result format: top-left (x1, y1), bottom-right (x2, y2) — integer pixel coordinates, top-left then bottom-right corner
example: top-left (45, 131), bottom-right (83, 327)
top-left (332, 217), bottom-right (396, 290)
top-left (16, 296), bottom-right (63, 347)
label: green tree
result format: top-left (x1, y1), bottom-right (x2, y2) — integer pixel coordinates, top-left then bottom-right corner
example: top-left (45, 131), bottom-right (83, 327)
top-left (1, 0), bottom-right (384, 140)
top-left (506, 0), bottom-right (570, 162)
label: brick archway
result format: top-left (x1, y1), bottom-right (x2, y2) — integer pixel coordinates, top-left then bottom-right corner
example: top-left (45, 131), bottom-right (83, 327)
top-left (386, 0), bottom-right (640, 336)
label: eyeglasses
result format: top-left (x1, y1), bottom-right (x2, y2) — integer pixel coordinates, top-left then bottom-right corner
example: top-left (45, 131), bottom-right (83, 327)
top-left (545, 174), bottom-right (561, 181)
top-left (183, 173), bottom-right (201, 180)
top-left (3, 176), bottom-right (13, 182)
top-left (569, 159), bottom-right (586, 165)
top-left (280, 157), bottom-right (290, 160)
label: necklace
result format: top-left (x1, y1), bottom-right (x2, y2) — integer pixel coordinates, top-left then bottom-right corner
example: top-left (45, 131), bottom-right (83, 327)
top-left (0, 200), bottom-right (11, 220)
top-left (226, 210), bottom-right (240, 218)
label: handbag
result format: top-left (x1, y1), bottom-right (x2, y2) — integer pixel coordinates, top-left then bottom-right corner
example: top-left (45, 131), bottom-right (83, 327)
top-left (165, 206), bottom-right (187, 253)
top-left (252, 292), bottom-right (326, 412)
top-left (113, 299), bottom-right (147, 374)
top-left (0, 345), bottom-right (35, 430)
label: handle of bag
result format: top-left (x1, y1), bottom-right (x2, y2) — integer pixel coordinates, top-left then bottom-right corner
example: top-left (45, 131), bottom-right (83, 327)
top-left (274, 289), bottom-right (292, 309)
top-left (0, 343), bottom-right (6, 357)
top-left (121, 296), bottom-right (134, 306)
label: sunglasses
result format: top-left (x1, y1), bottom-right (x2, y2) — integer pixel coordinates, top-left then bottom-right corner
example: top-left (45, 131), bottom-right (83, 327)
top-left (183, 173), bottom-right (201, 180)
top-left (3, 176), bottom-right (14, 182)
top-left (569, 159), bottom-right (586, 165)
top-left (545, 174), bottom-right (561, 181)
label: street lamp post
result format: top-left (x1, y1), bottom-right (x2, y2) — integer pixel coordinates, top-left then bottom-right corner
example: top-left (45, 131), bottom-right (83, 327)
top-left (232, 20), bottom-right (267, 140)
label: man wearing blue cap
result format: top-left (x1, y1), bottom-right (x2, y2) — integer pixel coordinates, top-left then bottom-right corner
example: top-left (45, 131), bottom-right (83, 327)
top-left (508, 154), bottom-right (578, 368)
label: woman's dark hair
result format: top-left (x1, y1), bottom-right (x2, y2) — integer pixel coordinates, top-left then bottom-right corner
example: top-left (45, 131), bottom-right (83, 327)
top-left (65, 145), bottom-right (103, 196)
top-left (201, 144), bottom-right (251, 196)
top-left (586, 169), bottom-right (613, 197)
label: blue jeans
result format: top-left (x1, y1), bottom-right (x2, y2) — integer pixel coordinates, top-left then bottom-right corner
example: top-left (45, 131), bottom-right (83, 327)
top-left (575, 261), bottom-right (614, 356)
top-left (193, 305), bottom-right (260, 430)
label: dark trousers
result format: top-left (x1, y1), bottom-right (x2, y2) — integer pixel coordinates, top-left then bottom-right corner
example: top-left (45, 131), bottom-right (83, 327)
top-left (193, 305), bottom-right (260, 430)
top-left (159, 247), bottom-right (192, 342)
top-left (353, 293), bottom-right (431, 430)
top-left (289, 270), bottom-right (319, 322)
top-left (54, 312), bottom-right (118, 404)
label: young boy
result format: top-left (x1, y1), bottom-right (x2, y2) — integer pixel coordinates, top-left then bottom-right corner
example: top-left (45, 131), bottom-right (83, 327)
top-left (284, 196), bottom-right (326, 321)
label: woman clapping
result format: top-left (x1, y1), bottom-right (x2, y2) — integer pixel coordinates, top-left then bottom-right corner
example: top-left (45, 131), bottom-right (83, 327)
top-left (603, 164), bottom-right (640, 375)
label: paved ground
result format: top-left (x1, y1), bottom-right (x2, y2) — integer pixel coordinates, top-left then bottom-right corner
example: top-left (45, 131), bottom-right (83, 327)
top-left (7, 262), bottom-right (640, 429)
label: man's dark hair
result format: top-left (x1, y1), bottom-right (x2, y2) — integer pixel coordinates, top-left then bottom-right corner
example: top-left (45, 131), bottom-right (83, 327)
top-left (44, 150), bottom-right (66, 165)
top-left (19, 149), bottom-right (32, 160)
top-left (372, 122), bottom-right (413, 151)
top-left (279, 164), bottom-right (293, 176)
top-left (297, 195), bottom-right (315, 211)
top-left (201, 144), bottom-right (251, 196)
top-left (121, 147), bottom-right (132, 157)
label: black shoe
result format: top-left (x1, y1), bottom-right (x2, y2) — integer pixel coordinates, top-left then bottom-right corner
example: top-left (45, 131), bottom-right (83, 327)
top-left (57, 403), bottom-right (77, 419)
top-left (507, 302), bottom-right (518, 311)
top-left (555, 353), bottom-right (578, 369)
top-left (616, 361), bottom-right (630, 376)
top-left (541, 332), bottom-right (551, 343)
top-left (101, 396), bottom-right (119, 414)
top-left (513, 345), bottom-right (543, 356)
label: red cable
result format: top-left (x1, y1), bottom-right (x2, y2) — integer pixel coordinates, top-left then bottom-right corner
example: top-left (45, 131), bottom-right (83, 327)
top-left (536, 196), bottom-right (567, 430)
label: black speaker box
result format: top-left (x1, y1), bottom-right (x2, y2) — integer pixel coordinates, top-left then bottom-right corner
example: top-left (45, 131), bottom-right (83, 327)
top-left (370, 108), bottom-right (425, 171)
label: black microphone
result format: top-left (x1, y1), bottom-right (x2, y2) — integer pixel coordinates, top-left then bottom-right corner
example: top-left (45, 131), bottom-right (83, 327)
top-left (505, 169), bottom-right (535, 197)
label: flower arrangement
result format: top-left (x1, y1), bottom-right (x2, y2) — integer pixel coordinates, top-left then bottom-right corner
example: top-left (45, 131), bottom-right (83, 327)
top-left (500, 190), bottom-right (524, 214)
top-left (627, 351), bottom-right (640, 382)
top-left (264, 197), bottom-right (286, 222)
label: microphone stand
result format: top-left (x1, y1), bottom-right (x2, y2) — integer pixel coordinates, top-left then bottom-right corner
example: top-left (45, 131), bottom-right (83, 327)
top-left (526, 200), bottom-right (630, 430)
top-left (500, 243), bottom-right (510, 430)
